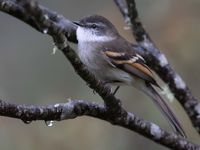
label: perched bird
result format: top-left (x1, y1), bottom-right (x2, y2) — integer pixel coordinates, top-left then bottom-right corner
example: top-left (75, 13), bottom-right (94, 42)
top-left (73, 15), bottom-right (186, 137)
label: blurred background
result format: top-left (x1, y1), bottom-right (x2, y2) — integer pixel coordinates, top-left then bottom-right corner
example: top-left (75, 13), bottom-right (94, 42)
top-left (0, 0), bottom-right (200, 149)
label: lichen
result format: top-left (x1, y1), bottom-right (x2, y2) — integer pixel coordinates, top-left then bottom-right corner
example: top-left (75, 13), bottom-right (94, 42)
top-left (60, 101), bottom-right (76, 120)
top-left (158, 53), bottom-right (168, 67)
top-left (174, 74), bottom-right (186, 89)
top-left (194, 103), bottom-right (200, 118)
top-left (150, 123), bottom-right (162, 139)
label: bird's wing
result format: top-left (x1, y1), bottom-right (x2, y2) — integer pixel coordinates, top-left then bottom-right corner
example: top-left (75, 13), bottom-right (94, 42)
top-left (103, 50), bottom-right (159, 87)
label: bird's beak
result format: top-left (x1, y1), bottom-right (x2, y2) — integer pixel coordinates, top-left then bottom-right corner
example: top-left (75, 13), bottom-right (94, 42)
top-left (73, 21), bottom-right (83, 27)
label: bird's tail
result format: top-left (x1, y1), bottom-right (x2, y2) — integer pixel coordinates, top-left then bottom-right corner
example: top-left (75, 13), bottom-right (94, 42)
top-left (142, 83), bottom-right (186, 138)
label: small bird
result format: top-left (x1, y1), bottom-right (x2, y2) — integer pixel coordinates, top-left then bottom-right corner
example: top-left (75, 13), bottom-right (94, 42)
top-left (73, 15), bottom-right (186, 137)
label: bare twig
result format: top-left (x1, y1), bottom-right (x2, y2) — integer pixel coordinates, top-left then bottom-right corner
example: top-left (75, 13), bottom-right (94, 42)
top-left (0, 0), bottom-right (199, 149)
top-left (114, 0), bottom-right (200, 134)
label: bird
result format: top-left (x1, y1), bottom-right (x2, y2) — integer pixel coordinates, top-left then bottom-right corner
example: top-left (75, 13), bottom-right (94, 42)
top-left (73, 15), bottom-right (186, 137)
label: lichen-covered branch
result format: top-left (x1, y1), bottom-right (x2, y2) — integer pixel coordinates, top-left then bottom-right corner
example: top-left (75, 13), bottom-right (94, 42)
top-left (114, 0), bottom-right (200, 134)
top-left (0, 99), bottom-right (106, 121)
top-left (0, 0), bottom-right (199, 149)
top-left (0, 98), bottom-right (198, 149)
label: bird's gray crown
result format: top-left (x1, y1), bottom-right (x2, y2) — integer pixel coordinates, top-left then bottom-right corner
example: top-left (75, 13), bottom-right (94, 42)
top-left (75, 15), bottom-right (119, 37)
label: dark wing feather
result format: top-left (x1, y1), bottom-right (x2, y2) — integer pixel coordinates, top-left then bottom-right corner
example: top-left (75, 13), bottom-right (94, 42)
top-left (103, 50), bottom-right (160, 87)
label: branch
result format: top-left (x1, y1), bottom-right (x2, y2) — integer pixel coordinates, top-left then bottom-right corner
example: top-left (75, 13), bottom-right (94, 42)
top-left (114, 0), bottom-right (200, 134)
top-left (0, 0), bottom-right (199, 149)
top-left (0, 98), bottom-right (198, 150)
top-left (0, 99), bottom-right (107, 121)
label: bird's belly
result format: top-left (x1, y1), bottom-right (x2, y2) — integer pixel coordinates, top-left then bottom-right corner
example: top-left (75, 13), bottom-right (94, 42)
top-left (95, 67), bottom-right (134, 86)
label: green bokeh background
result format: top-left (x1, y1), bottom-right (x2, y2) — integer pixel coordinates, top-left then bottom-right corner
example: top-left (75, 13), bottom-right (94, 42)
top-left (0, 0), bottom-right (200, 149)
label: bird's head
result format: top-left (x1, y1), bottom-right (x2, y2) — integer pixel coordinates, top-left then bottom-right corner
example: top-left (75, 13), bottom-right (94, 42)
top-left (73, 15), bottom-right (119, 42)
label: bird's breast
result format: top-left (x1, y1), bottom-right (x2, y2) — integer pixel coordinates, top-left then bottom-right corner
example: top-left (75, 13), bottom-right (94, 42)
top-left (78, 42), bottom-right (103, 70)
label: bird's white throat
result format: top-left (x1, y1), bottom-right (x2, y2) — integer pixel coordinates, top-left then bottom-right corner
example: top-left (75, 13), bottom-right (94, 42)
top-left (76, 26), bottom-right (115, 42)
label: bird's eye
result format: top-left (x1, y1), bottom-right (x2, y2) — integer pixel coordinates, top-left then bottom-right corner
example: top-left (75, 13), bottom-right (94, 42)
top-left (91, 24), bottom-right (97, 29)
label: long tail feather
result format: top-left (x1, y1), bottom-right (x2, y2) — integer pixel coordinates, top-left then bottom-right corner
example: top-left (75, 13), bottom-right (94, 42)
top-left (143, 83), bottom-right (186, 137)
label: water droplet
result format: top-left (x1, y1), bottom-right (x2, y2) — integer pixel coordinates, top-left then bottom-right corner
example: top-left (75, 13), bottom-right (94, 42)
top-left (22, 119), bottom-right (32, 124)
top-left (54, 103), bottom-right (60, 108)
top-left (52, 45), bottom-right (58, 55)
top-left (45, 120), bottom-right (54, 127)
top-left (43, 28), bottom-right (48, 34)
